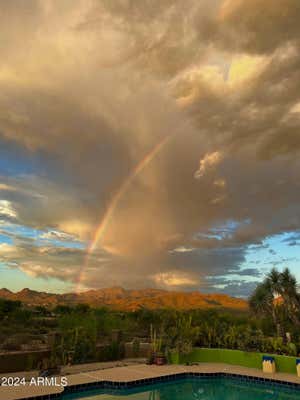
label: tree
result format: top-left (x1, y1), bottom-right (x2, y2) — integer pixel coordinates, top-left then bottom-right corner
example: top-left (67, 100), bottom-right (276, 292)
top-left (266, 268), bottom-right (300, 328)
top-left (278, 268), bottom-right (300, 325)
top-left (74, 303), bottom-right (90, 314)
top-left (0, 299), bottom-right (22, 318)
top-left (54, 304), bottom-right (72, 314)
top-left (249, 268), bottom-right (300, 339)
top-left (249, 281), bottom-right (278, 327)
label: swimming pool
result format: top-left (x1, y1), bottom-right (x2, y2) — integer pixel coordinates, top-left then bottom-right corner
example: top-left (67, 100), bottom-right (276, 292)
top-left (62, 375), bottom-right (300, 400)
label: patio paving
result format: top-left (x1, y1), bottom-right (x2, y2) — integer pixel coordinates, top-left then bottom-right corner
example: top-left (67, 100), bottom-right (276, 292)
top-left (1, 363), bottom-right (300, 400)
top-left (0, 382), bottom-right (63, 400)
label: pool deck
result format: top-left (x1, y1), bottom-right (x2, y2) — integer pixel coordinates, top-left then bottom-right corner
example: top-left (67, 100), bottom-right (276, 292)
top-left (1, 363), bottom-right (300, 400)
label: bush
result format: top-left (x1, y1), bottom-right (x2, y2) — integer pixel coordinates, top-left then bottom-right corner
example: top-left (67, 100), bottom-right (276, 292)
top-left (132, 338), bottom-right (140, 357)
top-left (101, 341), bottom-right (125, 361)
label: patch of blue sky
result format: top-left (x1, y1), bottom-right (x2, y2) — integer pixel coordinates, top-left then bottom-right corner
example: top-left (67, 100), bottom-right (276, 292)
top-left (207, 273), bottom-right (259, 283)
top-left (196, 232), bottom-right (222, 240)
top-left (3, 223), bottom-right (41, 239)
top-left (195, 218), bottom-right (251, 240)
top-left (37, 238), bottom-right (86, 250)
top-left (210, 218), bottom-right (251, 234)
top-left (1, 222), bottom-right (86, 250)
top-left (0, 233), bottom-right (13, 245)
top-left (0, 138), bottom-right (42, 177)
top-left (243, 231), bottom-right (300, 281)
top-left (0, 264), bottom-right (73, 293)
top-left (0, 137), bottom-right (66, 183)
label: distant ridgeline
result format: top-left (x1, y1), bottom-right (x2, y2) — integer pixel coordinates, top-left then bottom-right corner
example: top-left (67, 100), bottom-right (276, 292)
top-left (0, 287), bottom-right (248, 311)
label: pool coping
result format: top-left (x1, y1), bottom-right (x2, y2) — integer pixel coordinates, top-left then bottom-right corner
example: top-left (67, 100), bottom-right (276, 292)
top-left (2, 364), bottom-right (300, 400)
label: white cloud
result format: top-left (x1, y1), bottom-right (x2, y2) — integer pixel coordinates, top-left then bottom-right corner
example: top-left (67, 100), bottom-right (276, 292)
top-left (171, 246), bottom-right (195, 253)
top-left (57, 220), bottom-right (92, 241)
top-left (0, 200), bottom-right (17, 219)
top-left (40, 229), bottom-right (79, 242)
top-left (194, 151), bottom-right (223, 179)
top-left (213, 179), bottom-right (226, 188)
top-left (153, 271), bottom-right (199, 288)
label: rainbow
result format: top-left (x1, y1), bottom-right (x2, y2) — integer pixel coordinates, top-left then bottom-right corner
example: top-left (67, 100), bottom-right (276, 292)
top-left (76, 134), bottom-right (172, 291)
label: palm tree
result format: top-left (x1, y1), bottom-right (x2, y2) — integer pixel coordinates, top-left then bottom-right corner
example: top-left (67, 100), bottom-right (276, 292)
top-left (280, 268), bottom-right (298, 302)
top-left (278, 268), bottom-right (300, 326)
top-left (250, 268), bottom-right (300, 338)
top-left (267, 268), bottom-right (281, 295)
top-left (249, 281), bottom-right (280, 335)
top-left (249, 281), bottom-right (273, 314)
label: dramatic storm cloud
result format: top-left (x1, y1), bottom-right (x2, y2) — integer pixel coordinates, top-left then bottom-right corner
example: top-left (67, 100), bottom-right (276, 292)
top-left (0, 0), bottom-right (300, 296)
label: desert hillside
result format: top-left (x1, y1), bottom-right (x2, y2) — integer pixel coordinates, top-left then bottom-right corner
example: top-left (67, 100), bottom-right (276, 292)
top-left (0, 287), bottom-right (248, 311)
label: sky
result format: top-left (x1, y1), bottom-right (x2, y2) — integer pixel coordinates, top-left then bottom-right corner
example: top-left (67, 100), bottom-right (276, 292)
top-left (0, 0), bottom-right (300, 297)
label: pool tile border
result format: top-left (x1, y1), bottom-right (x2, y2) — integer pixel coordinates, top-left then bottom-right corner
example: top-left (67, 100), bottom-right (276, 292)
top-left (16, 371), bottom-right (300, 400)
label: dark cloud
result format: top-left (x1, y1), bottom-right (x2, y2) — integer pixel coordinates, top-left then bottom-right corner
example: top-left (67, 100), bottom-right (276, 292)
top-left (282, 232), bottom-right (300, 247)
top-left (213, 281), bottom-right (259, 298)
top-left (230, 268), bottom-right (262, 277)
top-left (218, 0), bottom-right (300, 55)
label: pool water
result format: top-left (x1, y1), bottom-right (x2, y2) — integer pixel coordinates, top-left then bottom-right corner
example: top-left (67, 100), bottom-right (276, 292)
top-left (63, 377), bottom-right (300, 400)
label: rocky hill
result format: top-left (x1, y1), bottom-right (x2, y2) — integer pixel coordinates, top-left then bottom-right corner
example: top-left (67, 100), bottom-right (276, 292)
top-left (0, 287), bottom-right (248, 311)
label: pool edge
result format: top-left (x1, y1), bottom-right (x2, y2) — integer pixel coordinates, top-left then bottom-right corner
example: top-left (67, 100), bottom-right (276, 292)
top-left (16, 370), bottom-right (300, 400)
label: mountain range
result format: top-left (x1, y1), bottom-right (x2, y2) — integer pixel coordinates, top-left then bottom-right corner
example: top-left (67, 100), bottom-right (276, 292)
top-left (0, 287), bottom-right (248, 311)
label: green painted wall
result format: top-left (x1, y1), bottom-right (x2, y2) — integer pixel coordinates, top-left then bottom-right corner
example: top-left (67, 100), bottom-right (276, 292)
top-left (169, 348), bottom-right (298, 374)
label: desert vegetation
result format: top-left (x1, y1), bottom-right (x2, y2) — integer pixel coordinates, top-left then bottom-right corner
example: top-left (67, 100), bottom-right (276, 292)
top-left (1, 268), bottom-right (300, 371)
